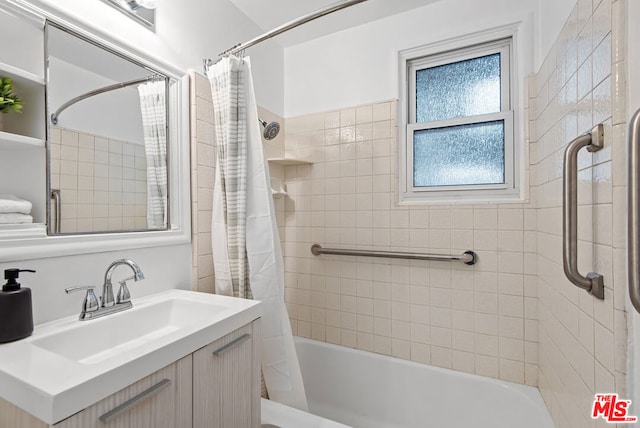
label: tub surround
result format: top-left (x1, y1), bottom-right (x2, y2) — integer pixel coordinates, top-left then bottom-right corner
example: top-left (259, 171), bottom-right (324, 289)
top-left (274, 2), bottom-right (629, 427)
top-left (189, 72), bottom-right (216, 294)
top-left (280, 100), bottom-right (537, 386)
top-left (532, 1), bottom-right (628, 427)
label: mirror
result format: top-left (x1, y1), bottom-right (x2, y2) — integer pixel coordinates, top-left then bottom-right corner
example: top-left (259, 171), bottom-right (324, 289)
top-left (45, 21), bottom-right (169, 235)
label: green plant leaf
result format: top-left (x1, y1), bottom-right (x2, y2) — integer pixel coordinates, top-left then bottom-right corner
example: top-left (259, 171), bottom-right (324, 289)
top-left (0, 76), bottom-right (23, 114)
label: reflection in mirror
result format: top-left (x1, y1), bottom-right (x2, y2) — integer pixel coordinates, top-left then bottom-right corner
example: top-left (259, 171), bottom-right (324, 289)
top-left (45, 21), bottom-right (169, 235)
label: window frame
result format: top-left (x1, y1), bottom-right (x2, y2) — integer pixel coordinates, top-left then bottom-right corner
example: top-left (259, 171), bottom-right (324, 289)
top-left (399, 33), bottom-right (520, 204)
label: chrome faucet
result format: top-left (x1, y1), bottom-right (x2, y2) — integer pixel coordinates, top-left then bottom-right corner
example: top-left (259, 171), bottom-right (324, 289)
top-left (66, 259), bottom-right (145, 320)
top-left (102, 259), bottom-right (145, 307)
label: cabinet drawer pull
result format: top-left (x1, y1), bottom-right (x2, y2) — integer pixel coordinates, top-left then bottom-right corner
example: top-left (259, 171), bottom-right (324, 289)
top-left (212, 333), bottom-right (251, 356)
top-left (99, 378), bottom-right (171, 423)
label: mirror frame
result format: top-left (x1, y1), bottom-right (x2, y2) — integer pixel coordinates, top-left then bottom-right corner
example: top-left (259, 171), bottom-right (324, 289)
top-left (44, 20), bottom-right (171, 236)
top-left (0, 0), bottom-right (190, 262)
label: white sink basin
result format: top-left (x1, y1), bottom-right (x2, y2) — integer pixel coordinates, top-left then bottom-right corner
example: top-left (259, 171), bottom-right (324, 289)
top-left (0, 289), bottom-right (261, 425)
top-left (31, 297), bottom-right (227, 365)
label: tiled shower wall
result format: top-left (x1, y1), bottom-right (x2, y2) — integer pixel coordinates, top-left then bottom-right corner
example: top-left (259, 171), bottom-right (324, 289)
top-left (281, 102), bottom-right (538, 385)
top-left (190, 72), bottom-right (216, 293)
top-left (49, 126), bottom-right (147, 233)
top-left (189, 3), bottom-right (629, 421)
top-left (531, 1), bottom-right (628, 427)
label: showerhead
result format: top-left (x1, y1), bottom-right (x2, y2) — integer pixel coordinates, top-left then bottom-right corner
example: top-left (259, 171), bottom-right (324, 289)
top-left (259, 118), bottom-right (280, 140)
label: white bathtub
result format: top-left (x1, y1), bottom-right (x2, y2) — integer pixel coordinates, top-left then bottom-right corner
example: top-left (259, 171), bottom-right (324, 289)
top-left (264, 337), bottom-right (555, 428)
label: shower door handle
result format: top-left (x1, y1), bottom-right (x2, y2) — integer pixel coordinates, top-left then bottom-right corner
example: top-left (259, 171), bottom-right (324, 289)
top-left (562, 124), bottom-right (605, 299)
top-left (629, 109), bottom-right (640, 313)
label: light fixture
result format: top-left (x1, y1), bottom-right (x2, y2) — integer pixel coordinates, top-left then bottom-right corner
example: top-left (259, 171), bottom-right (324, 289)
top-left (102, 0), bottom-right (156, 29)
top-left (126, 0), bottom-right (157, 10)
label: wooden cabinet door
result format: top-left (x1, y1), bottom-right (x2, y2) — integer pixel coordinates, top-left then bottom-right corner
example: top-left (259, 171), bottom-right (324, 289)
top-left (54, 355), bottom-right (192, 428)
top-left (193, 319), bottom-right (260, 428)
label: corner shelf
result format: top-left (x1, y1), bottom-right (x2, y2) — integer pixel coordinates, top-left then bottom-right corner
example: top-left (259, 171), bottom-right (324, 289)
top-left (0, 131), bottom-right (45, 150)
top-left (267, 157), bottom-right (312, 166)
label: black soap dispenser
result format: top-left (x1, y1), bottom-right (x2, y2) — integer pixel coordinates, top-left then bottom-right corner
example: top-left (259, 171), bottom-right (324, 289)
top-left (0, 268), bottom-right (35, 343)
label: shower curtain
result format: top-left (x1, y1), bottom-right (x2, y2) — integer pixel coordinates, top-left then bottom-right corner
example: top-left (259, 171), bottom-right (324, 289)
top-left (207, 56), bottom-right (308, 411)
top-left (138, 81), bottom-right (167, 229)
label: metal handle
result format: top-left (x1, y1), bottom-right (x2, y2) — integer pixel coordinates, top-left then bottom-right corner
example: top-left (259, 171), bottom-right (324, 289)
top-left (65, 286), bottom-right (99, 314)
top-left (311, 244), bottom-right (477, 265)
top-left (212, 333), bottom-right (251, 356)
top-left (99, 378), bottom-right (171, 423)
top-left (116, 280), bottom-right (131, 304)
top-left (562, 124), bottom-right (605, 299)
top-left (50, 189), bottom-right (61, 234)
top-left (629, 109), bottom-right (640, 313)
top-left (64, 286), bottom-right (95, 294)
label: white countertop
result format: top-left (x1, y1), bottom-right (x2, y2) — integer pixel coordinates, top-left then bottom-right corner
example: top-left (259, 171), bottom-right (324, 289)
top-left (0, 289), bottom-right (261, 424)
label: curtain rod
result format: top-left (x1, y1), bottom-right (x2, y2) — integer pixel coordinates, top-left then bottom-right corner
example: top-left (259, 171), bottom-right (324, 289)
top-left (50, 74), bottom-right (164, 125)
top-left (203, 0), bottom-right (368, 73)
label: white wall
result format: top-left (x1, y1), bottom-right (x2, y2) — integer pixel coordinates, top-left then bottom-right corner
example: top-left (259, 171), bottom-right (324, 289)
top-left (537, 0), bottom-right (576, 68)
top-left (29, 0), bottom-right (285, 115)
top-left (283, 0), bottom-right (536, 118)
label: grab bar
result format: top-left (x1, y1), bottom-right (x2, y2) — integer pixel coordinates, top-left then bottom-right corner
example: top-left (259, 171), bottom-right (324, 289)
top-left (311, 244), bottom-right (477, 265)
top-left (562, 124), bottom-right (604, 299)
top-left (629, 109), bottom-right (640, 313)
top-left (50, 189), bottom-right (61, 234)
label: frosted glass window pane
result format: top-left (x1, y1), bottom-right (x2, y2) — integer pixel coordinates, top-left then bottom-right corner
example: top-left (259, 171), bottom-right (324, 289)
top-left (416, 53), bottom-right (501, 122)
top-left (413, 121), bottom-right (505, 187)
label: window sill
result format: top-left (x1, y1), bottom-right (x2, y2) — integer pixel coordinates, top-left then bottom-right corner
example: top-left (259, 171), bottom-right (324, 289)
top-left (398, 193), bottom-right (528, 206)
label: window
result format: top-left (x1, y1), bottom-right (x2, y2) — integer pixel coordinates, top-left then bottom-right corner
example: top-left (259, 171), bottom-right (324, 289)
top-left (400, 38), bottom-right (518, 202)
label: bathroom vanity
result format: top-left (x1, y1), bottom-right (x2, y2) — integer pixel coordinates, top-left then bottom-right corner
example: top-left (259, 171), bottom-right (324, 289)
top-left (0, 290), bottom-right (262, 427)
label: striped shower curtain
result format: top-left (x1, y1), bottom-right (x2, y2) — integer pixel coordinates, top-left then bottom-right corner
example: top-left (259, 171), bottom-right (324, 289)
top-left (138, 81), bottom-right (168, 229)
top-left (207, 56), bottom-right (308, 411)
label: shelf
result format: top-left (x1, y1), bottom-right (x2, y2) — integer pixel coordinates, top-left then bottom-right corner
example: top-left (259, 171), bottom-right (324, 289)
top-left (0, 130), bottom-right (45, 150)
top-left (0, 61), bottom-right (46, 141)
top-left (0, 223), bottom-right (47, 239)
top-left (267, 157), bottom-right (312, 166)
top-left (0, 61), bottom-right (45, 85)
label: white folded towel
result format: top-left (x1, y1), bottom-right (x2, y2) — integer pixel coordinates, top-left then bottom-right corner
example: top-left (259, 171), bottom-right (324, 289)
top-left (0, 195), bottom-right (32, 214)
top-left (0, 213), bottom-right (33, 224)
